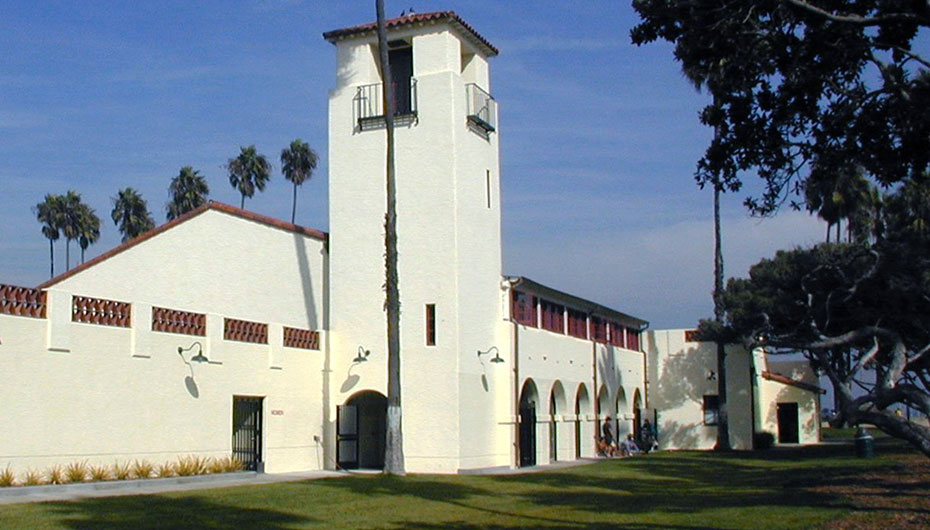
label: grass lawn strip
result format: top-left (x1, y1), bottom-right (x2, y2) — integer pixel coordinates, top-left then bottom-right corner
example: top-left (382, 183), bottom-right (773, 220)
top-left (0, 435), bottom-right (925, 529)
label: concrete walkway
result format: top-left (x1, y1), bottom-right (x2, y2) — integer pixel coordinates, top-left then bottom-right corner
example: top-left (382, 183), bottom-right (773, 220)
top-left (0, 459), bottom-right (601, 505)
top-left (0, 469), bottom-right (344, 505)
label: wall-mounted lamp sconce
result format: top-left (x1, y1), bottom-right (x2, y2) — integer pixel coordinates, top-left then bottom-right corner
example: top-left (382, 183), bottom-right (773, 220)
top-left (707, 370), bottom-right (717, 381)
top-left (353, 346), bottom-right (371, 364)
top-left (178, 342), bottom-right (208, 364)
top-left (477, 346), bottom-right (504, 364)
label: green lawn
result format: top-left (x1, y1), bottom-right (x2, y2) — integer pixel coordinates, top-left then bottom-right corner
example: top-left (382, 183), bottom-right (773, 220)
top-left (0, 438), bottom-right (919, 530)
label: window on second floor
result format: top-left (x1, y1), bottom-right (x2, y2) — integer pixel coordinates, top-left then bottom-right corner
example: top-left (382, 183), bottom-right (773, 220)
top-left (511, 290), bottom-right (537, 327)
top-left (540, 300), bottom-right (565, 334)
top-left (590, 316), bottom-right (607, 343)
top-left (567, 309), bottom-right (588, 339)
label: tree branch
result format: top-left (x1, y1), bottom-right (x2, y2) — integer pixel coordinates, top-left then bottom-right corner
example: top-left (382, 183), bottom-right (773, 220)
top-left (784, 0), bottom-right (930, 28)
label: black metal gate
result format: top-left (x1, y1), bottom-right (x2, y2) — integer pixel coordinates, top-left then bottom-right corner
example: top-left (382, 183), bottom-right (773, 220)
top-left (336, 404), bottom-right (359, 469)
top-left (232, 396), bottom-right (263, 471)
top-left (519, 406), bottom-right (536, 467)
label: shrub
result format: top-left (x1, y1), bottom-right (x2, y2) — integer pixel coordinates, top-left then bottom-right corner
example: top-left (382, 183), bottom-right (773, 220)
top-left (65, 461), bottom-right (88, 483)
top-left (132, 460), bottom-right (154, 479)
top-left (754, 431), bottom-right (776, 450)
top-left (22, 469), bottom-right (42, 486)
top-left (112, 461), bottom-right (132, 480)
top-left (0, 466), bottom-right (15, 487)
top-left (46, 465), bottom-right (64, 485)
top-left (89, 464), bottom-right (110, 482)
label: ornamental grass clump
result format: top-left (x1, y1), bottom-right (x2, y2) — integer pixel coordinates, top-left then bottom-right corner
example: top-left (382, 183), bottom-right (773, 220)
top-left (112, 461), bottom-right (132, 481)
top-left (155, 462), bottom-right (174, 478)
top-left (89, 464), bottom-right (110, 482)
top-left (132, 460), bottom-right (154, 479)
top-left (174, 455), bottom-right (207, 476)
top-left (22, 469), bottom-right (42, 486)
top-left (65, 461), bottom-right (88, 483)
top-left (0, 466), bottom-right (15, 487)
top-left (46, 465), bottom-right (64, 485)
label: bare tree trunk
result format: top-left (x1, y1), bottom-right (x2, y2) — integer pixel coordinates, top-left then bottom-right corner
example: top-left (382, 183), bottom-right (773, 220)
top-left (291, 182), bottom-right (298, 224)
top-left (376, 0), bottom-right (405, 476)
top-left (713, 181), bottom-right (731, 450)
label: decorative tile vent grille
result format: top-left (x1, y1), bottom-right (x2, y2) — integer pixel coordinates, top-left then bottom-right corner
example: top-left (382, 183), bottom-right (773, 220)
top-left (72, 295), bottom-right (131, 327)
top-left (283, 327), bottom-right (320, 350)
top-left (684, 329), bottom-right (700, 342)
top-left (224, 318), bottom-right (268, 344)
top-left (152, 307), bottom-right (206, 336)
top-left (0, 284), bottom-right (47, 318)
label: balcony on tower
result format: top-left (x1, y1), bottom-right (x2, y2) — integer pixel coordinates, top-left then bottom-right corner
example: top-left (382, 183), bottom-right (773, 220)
top-left (465, 83), bottom-right (496, 136)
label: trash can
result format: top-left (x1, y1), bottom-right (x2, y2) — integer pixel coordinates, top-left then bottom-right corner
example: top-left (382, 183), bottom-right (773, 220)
top-left (855, 426), bottom-right (874, 458)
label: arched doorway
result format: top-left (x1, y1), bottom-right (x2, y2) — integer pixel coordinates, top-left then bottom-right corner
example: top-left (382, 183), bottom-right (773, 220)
top-left (575, 384), bottom-right (591, 459)
top-left (519, 379), bottom-right (539, 467)
top-left (632, 388), bottom-right (643, 442)
top-left (337, 390), bottom-right (386, 470)
top-left (615, 387), bottom-right (628, 439)
top-left (549, 381), bottom-right (566, 462)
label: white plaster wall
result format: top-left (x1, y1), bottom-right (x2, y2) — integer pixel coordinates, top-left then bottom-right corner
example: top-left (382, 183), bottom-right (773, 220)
top-left (327, 23), bottom-right (504, 473)
top-left (0, 305), bottom-right (324, 476)
top-left (48, 209), bottom-right (326, 332)
top-left (514, 324), bottom-right (644, 462)
top-left (646, 330), bottom-right (753, 450)
top-left (760, 360), bottom-right (821, 444)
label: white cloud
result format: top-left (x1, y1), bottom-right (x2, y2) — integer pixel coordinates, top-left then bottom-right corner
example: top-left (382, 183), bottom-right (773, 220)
top-left (503, 209), bottom-right (824, 329)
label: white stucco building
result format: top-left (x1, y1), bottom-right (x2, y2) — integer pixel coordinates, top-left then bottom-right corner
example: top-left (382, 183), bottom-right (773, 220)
top-left (0, 11), bottom-right (821, 477)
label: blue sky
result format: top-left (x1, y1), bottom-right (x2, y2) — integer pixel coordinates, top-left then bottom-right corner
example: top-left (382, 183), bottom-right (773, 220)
top-left (0, 1), bottom-right (825, 329)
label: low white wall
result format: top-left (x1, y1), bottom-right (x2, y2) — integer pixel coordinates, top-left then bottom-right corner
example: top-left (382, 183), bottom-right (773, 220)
top-left (647, 330), bottom-right (753, 450)
top-left (0, 301), bottom-right (324, 477)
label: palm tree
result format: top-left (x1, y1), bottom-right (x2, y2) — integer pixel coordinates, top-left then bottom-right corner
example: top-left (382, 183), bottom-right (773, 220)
top-left (227, 146), bottom-right (271, 209)
top-left (167, 166), bottom-right (210, 220)
top-left (77, 202), bottom-right (101, 264)
top-left (376, 0), bottom-right (405, 475)
top-left (34, 194), bottom-right (64, 278)
top-left (280, 139), bottom-right (319, 224)
top-left (111, 187), bottom-right (155, 243)
top-left (805, 164), bottom-right (871, 243)
top-left (59, 190), bottom-right (83, 271)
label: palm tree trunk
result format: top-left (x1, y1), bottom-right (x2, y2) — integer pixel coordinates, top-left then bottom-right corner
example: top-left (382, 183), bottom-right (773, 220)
top-left (291, 182), bottom-right (298, 224)
top-left (49, 239), bottom-right (54, 278)
top-left (65, 239), bottom-right (71, 271)
top-left (713, 181), bottom-right (731, 451)
top-left (377, 0), bottom-right (405, 476)
top-left (240, 194), bottom-right (245, 209)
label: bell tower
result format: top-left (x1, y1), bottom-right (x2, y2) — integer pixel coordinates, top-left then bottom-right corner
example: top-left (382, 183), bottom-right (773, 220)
top-left (324, 12), bottom-right (508, 472)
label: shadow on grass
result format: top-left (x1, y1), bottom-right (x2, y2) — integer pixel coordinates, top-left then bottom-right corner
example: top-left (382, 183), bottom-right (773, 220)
top-left (41, 494), bottom-right (313, 530)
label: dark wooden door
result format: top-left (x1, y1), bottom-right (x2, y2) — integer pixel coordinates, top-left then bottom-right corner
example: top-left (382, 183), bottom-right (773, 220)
top-left (389, 46), bottom-right (413, 114)
top-left (777, 403), bottom-right (800, 443)
top-left (519, 406), bottom-right (536, 467)
top-left (232, 396), bottom-right (263, 471)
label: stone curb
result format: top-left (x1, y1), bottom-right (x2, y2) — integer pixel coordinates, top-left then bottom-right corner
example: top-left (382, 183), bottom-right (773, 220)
top-left (0, 471), bottom-right (258, 499)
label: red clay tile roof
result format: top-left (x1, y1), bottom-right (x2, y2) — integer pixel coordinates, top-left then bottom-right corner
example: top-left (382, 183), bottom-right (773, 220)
top-left (38, 201), bottom-right (328, 289)
top-left (761, 370), bottom-right (826, 394)
top-left (323, 11), bottom-right (498, 57)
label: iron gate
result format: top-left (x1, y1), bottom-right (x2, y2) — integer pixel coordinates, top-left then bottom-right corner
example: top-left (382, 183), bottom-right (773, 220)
top-left (232, 396), bottom-right (263, 471)
top-left (336, 404), bottom-right (359, 469)
top-left (519, 406), bottom-right (536, 467)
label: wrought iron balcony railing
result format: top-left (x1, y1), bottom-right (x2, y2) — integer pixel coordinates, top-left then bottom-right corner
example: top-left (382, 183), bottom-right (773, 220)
top-left (354, 79), bottom-right (418, 130)
top-left (466, 83), bottom-right (496, 134)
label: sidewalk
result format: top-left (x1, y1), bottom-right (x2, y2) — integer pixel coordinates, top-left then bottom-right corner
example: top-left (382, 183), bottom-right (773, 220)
top-left (0, 469), bottom-right (344, 505)
top-left (0, 459), bottom-right (599, 505)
